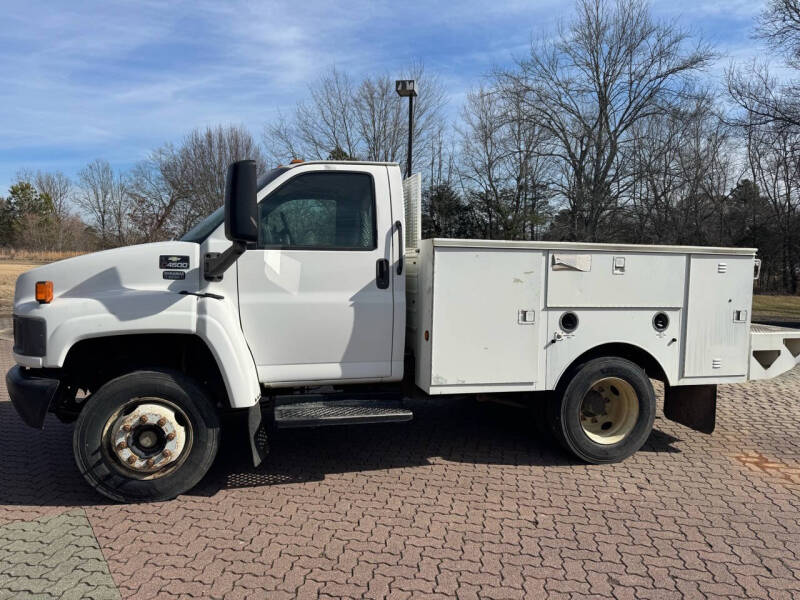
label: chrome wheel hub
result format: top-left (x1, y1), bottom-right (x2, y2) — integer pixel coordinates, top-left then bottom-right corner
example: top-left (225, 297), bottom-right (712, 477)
top-left (109, 402), bottom-right (187, 473)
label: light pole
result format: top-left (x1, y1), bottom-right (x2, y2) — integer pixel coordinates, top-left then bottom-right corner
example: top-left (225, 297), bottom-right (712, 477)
top-left (395, 80), bottom-right (417, 178)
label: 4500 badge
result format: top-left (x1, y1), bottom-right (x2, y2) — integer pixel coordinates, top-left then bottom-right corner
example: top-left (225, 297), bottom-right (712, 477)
top-left (159, 255), bottom-right (190, 269)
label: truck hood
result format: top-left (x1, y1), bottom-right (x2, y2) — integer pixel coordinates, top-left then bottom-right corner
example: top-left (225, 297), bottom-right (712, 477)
top-left (14, 242), bottom-right (201, 309)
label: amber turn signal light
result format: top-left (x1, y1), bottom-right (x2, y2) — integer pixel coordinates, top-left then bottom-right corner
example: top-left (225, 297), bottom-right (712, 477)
top-left (35, 281), bottom-right (53, 304)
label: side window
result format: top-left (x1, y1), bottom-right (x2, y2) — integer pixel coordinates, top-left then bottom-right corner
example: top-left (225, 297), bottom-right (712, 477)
top-left (258, 172), bottom-right (376, 250)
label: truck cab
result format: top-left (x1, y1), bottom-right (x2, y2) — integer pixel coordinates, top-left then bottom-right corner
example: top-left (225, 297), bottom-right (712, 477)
top-left (233, 161), bottom-right (406, 386)
top-left (7, 159), bottom-right (800, 503)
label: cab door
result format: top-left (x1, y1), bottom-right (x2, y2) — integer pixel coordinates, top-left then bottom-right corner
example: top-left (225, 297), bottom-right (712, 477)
top-left (236, 164), bottom-right (395, 384)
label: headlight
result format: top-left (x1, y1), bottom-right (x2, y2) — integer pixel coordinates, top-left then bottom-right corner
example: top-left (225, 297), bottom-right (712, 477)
top-left (12, 316), bottom-right (46, 356)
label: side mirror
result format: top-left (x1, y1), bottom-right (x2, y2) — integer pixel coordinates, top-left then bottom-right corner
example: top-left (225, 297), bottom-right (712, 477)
top-left (205, 160), bottom-right (257, 281)
top-left (224, 159), bottom-right (257, 243)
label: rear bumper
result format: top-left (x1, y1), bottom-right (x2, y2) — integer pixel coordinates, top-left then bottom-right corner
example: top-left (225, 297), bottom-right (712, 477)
top-left (5, 366), bottom-right (60, 429)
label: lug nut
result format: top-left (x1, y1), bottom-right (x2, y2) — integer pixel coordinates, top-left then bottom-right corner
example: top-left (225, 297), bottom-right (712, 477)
top-left (157, 417), bottom-right (167, 427)
top-left (146, 458), bottom-right (155, 467)
top-left (139, 415), bottom-right (148, 424)
top-left (162, 450), bottom-right (172, 459)
top-left (127, 455), bottom-right (137, 465)
top-left (122, 424), bottom-right (131, 432)
top-left (116, 441), bottom-right (127, 450)
top-left (166, 432), bottom-right (176, 441)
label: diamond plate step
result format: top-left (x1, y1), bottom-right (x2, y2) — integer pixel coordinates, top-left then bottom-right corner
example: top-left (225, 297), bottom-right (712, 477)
top-left (273, 398), bottom-right (413, 429)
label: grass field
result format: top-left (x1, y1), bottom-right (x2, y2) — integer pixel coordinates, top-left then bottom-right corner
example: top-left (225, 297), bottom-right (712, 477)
top-left (0, 261), bottom-right (39, 317)
top-left (752, 294), bottom-right (800, 322)
top-left (0, 253), bottom-right (82, 317)
top-left (1, 257), bottom-right (799, 322)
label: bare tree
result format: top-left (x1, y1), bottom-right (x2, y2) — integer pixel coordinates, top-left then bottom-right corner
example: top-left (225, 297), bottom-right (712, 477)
top-left (458, 87), bottom-right (554, 239)
top-left (178, 125), bottom-right (266, 219)
top-left (499, 0), bottom-right (714, 241)
top-left (33, 171), bottom-right (73, 250)
top-left (628, 95), bottom-right (739, 245)
top-left (355, 74), bottom-right (406, 163)
top-left (127, 147), bottom-right (184, 242)
top-left (746, 122), bottom-right (800, 292)
top-left (724, 0), bottom-right (800, 292)
top-left (15, 170), bottom-right (73, 226)
top-left (758, 0), bottom-right (800, 60)
top-left (129, 125), bottom-right (266, 239)
top-left (264, 63), bottom-right (448, 176)
top-left (726, 62), bottom-right (800, 132)
top-left (12, 169), bottom-right (73, 250)
top-left (727, 1), bottom-right (800, 131)
top-left (263, 67), bottom-right (361, 163)
top-left (76, 159), bottom-right (131, 248)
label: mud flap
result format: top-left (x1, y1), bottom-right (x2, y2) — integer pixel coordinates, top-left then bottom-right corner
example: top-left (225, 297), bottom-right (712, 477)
top-left (248, 403), bottom-right (268, 467)
top-left (663, 384), bottom-right (716, 434)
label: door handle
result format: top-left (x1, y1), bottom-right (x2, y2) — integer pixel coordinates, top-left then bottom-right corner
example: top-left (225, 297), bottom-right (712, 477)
top-left (376, 258), bottom-right (390, 289)
top-left (395, 220), bottom-right (403, 275)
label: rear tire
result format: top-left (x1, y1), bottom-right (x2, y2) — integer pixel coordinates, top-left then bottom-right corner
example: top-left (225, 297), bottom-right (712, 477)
top-left (548, 357), bottom-right (655, 464)
top-left (73, 370), bottom-right (220, 502)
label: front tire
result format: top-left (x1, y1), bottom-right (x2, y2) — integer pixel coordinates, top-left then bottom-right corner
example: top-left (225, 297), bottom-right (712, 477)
top-left (73, 370), bottom-right (220, 502)
top-left (548, 357), bottom-right (655, 464)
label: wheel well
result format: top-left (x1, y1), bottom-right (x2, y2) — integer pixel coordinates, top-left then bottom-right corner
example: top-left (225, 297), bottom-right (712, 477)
top-left (556, 343), bottom-right (669, 389)
top-left (62, 334), bottom-right (228, 410)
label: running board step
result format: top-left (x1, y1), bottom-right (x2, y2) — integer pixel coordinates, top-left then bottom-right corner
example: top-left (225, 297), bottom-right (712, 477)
top-left (273, 398), bottom-right (413, 429)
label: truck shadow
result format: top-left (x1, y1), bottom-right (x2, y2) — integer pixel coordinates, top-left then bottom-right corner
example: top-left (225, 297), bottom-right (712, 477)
top-left (0, 399), bottom-right (682, 506)
top-left (193, 397), bottom-right (683, 496)
top-left (0, 403), bottom-right (108, 508)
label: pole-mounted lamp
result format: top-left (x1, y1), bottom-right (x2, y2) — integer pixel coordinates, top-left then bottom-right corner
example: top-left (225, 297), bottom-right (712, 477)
top-left (395, 80), bottom-right (417, 178)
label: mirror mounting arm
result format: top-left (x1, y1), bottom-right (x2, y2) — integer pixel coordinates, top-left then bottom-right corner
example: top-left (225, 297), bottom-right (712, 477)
top-left (203, 241), bottom-right (246, 282)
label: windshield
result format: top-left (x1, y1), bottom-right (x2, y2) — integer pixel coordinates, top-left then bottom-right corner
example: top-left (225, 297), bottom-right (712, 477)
top-left (180, 166), bottom-right (289, 243)
top-left (181, 207), bottom-right (223, 243)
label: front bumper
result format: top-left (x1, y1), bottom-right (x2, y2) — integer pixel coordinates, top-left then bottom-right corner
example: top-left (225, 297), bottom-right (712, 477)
top-left (5, 366), bottom-right (61, 429)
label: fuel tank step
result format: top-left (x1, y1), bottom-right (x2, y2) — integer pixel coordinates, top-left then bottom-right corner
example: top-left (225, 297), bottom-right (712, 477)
top-left (272, 395), bottom-right (413, 429)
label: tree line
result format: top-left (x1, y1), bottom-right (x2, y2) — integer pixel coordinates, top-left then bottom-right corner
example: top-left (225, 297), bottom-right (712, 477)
top-left (1, 0), bottom-right (799, 293)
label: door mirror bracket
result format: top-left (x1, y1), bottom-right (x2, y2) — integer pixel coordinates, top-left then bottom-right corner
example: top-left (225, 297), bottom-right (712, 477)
top-left (204, 242), bottom-right (246, 282)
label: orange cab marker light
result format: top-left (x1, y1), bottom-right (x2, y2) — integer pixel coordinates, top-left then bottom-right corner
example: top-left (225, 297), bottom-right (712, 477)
top-left (35, 281), bottom-right (53, 304)
top-left (289, 158), bottom-right (304, 164)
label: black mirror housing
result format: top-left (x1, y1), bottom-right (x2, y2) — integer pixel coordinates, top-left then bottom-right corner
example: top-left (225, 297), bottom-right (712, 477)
top-left (224, 160), bottom-right (258, 243)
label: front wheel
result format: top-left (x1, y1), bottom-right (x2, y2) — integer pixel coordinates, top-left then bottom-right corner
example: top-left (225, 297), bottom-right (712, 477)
top-left (548, 357), bottom-right (655, 464)
top-left (73, 370), bottom-right (220, 502)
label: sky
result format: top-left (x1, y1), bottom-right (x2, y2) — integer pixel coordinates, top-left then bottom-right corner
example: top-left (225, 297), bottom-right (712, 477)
top-left (0, 0), bottom-right (769, 192)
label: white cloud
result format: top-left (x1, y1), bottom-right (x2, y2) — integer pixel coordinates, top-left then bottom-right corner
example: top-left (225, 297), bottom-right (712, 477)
top-left (0, 0), bottom-right (778, 190)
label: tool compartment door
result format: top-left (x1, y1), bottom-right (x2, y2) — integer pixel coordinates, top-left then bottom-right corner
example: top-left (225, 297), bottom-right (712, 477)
top-left (430, 247), bottom-right (545, 389)
top-left (684, 255), bottom-right (753, 377)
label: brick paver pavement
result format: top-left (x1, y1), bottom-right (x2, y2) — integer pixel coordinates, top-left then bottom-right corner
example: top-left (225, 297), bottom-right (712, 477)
top-left (1, 337), bottom-right (800, 599)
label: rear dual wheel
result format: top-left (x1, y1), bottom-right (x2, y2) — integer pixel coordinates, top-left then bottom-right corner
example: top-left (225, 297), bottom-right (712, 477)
top-left (73, 370), bottom-right (220, 503)
top-left (548, 357), bottom-right (656, 463)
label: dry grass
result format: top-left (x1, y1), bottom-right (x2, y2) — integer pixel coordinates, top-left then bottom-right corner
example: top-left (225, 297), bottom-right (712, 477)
top-left (0, 249), bottom-right (84, 263)
top-left (0, 252), bottom-right (85, 316)
top-left (752, 295), bottom-right (800, 322)
top-left (0, 261), bottom-right (38, 317)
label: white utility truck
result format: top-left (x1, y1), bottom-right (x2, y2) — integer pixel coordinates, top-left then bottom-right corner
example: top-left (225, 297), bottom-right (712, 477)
top-left (6, 160), bottom-right (800, 502)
